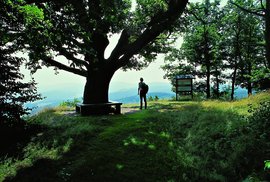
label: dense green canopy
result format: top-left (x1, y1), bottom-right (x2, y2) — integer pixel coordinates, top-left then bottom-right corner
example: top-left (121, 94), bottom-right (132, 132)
top-left (12, 0), bottom-right (187, 73)
top-left (162, 0), bottom-right (268, 100)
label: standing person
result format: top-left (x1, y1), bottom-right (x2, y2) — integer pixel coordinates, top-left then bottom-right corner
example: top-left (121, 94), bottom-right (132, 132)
top-left (138, 77), bottom-right (148, 109)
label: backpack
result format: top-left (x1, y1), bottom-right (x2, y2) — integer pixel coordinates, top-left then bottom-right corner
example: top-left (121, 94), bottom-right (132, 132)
top-left (142, 82), bottom-right (149, 94)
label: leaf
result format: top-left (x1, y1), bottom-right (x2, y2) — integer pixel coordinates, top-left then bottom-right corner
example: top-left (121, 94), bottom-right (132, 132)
top-left (264, 160), bottom-right (270, 170)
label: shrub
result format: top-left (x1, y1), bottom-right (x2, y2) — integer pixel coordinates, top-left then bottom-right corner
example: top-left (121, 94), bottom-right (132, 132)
top-left (148, 96), bottom-right (154, 101)
top-left (244, 101), bottom-right (270, 179)
top-left (59, 98), bottom-right (81, 107)
top-left (248, 101), bottom-right (270, 131)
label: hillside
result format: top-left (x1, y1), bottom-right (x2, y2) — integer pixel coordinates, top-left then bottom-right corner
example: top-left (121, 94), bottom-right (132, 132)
top-left (25, 82), bottom-right (174, 114)
top-left (25, 83), bottom-right (249, 115)
top-left (1, 91), bottom-right (270, 182)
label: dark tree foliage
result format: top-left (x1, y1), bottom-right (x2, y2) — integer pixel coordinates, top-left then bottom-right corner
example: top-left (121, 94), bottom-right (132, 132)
top-left (0, 53), bottom-right (41, 125)
top-left (244, 100), bottom-right (270, 179)
top-left (163, 0), bottom-right (267, 100)
top-left (0, 0), bottom-right (42, 125)
top-left (0, 49), bottom-right (42, 155)
top-left (13, 0), bottom-right (188, 105)
top-left (230, 0), bottom-right (270, 89)
top-left (163, 0), bottom-right (224, 99)
top-left (0, 0), bottom-right (42, 155)
top-left (230, 0), bottom-right (270, 69)
top-left (222, 1), bottom-right (265, 99)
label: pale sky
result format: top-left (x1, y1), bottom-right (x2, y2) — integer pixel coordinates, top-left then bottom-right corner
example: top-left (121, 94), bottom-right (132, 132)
top-left (22, 55), bottom-right (170, 92)
top-left (22, 30), bottom-right (177, 93)
top-left (21, 0), bottom-right (228, 93)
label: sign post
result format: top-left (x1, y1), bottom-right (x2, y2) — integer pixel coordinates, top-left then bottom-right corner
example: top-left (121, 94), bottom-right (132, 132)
top-left (175, 75), bottom-right (195, 100)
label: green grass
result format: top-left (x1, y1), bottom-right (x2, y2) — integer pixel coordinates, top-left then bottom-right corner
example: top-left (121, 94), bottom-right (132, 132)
top-left (1, 91), bottom-right (270, 182)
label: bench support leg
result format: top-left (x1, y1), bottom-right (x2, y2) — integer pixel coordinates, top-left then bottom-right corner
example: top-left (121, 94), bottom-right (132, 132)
top-left (115, 105), bottom-right (121, 114)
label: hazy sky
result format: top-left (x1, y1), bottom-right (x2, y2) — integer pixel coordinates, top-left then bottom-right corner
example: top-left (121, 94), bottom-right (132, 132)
top-left (22, 26), bottom-right (176, 93)
top-left (21, 0), bottom-right (228, 93)
top-left (22, 45), bottom-right (172, 93)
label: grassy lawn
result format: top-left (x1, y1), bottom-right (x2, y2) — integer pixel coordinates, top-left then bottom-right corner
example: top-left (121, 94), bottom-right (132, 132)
top-left (1, 91), bottom-right (270, 182)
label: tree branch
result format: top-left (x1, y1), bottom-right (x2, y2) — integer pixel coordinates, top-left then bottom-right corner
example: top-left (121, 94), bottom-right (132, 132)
top-left (92, 32), bottom-right (109, 60)
top-left (70, 0), bottom-right (93, 32)
top-left (56, 46), bottom-right (89, 68)
top-left (186, 9), bottom-right (206, 24)
top-left (186, 2), bottom-right (207, 24)
top-left (115, 0), bottom-right (188, 69)
top-left (43, 57), bottom-right (87, 77)
top-left (109, 30), bottom-right (129, 61)
top-left (230, 1), bottom-right (265, 17)
top-left (260, 0), bottom-right (265, 10)
top-left (70, 0), bottom-right (109, 60)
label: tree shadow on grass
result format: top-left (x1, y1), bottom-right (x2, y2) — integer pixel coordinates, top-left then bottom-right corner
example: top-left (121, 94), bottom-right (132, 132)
top-left (3, 105), bottom-right (269, 182)
top-left (0, 122), bottom-right (43, 158)
top-left (1, 110), bottom-right (102, 181)
top-left (2, 109), bottom-right (186, 182)
top-left (4, 158), bottom-right (62, 182)
top-left (144, 104), bottom-right (270, 181)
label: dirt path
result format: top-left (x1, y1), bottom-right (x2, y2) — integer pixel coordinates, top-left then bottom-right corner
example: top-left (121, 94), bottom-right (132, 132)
top-left (121, 107), bottom-right (140, 114)
top-left (63, 107), bottom-right (140, 116)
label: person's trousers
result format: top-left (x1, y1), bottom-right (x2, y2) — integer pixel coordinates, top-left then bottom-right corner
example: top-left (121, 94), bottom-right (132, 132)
top-left (140, 93), bottom-right (147, 109)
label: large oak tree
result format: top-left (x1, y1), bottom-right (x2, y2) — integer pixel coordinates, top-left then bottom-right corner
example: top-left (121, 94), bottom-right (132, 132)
top-left (19, 0), bottom-right (188, 105)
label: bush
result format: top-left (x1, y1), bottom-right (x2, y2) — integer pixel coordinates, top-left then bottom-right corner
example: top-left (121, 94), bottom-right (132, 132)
top-left (248, 101), bottom-right (270, 133)
top-left (59, 98), bottom-right (81, 107)
top-left (148, 96), bottom-right (154, 101)
top-left (244, 101), bottom-right (270, 180)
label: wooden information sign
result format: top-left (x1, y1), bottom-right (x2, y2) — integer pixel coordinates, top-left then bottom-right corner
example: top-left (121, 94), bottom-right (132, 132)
top-left (174, 75), bottom-right (195, 100)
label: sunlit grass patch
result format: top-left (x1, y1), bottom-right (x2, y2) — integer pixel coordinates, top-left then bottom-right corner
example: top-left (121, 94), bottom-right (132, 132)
top-left (0, 141), bottom-right (64, 181)
top-left (0, 158), bottom-right (15, 182)
top-left (1, 91), bottom-right (270, 181)
top-left (123, 136), bottom-right (147, 146)
top-left (200, 91), bottom-right (270, 115)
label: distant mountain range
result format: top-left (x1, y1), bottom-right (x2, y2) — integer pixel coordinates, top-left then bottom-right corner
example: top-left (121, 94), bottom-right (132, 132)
top-left (115, 92), bottom-right (174, 103)
top-left (25, 82), bottom-right (173, 114)
top-left (25, 82), bottom-right (249, 114)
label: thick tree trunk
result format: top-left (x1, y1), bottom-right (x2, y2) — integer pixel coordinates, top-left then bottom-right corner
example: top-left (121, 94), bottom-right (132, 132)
top-left (83, 68), bottom-right (115, 104)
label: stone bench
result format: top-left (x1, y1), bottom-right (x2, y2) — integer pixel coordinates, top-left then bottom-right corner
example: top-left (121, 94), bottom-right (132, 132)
top-left (76, 102), bottom-right (122, 115)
